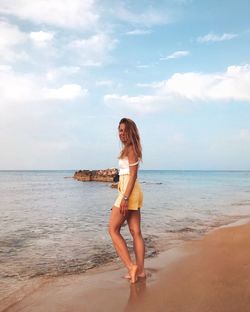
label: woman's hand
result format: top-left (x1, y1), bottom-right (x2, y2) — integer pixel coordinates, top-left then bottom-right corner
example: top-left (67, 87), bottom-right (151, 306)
top-left (120, 198), bottom-right (128, 216)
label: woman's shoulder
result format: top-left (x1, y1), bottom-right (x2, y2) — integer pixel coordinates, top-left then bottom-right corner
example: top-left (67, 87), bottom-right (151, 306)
top-left (120, 145), bottom-right (139, 160)
top-left (127, 145), bottom-right (135, 155)
top-left (127, 146), bottom-right (140, 162)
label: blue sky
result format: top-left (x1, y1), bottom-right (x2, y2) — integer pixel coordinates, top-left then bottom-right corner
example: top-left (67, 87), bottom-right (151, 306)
top-left (0, 0), bottom-right (250, 170)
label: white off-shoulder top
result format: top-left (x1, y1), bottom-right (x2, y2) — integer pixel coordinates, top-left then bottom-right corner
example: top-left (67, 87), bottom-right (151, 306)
top-left (118, 157), bottom-right (140, 175)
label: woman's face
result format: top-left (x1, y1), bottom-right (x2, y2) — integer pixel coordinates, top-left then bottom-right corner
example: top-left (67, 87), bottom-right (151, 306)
top-left (118, 123), bottom-right (128, 144)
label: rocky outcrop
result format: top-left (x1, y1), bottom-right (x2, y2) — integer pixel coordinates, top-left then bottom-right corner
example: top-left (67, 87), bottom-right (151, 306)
top-left (74, 168), bottom-right (118, 183)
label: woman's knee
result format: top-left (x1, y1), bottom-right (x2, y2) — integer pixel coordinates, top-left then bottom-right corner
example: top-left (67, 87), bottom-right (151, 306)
top-left (129, 227), bottom-right (142, 238)
top-left (108, 224), bottom-right (120, 236)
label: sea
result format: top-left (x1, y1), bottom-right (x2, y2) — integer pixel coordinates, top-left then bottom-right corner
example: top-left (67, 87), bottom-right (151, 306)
top-left (0, 170), bottom-right (250, 305)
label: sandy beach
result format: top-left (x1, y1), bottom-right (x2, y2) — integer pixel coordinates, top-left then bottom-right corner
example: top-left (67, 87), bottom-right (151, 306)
top-left (2, 219), bottom-right (250, 312)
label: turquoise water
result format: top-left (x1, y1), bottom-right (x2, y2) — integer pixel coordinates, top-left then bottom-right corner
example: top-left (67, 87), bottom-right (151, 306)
top-left (0, 170), bottom-right (250, 301)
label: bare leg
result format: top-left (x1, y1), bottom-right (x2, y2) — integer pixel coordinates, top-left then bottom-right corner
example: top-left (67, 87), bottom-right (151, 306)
top-left (108, 207), bottom-right (138, 283)
top-left (127, 210), bottom-right (145, 277)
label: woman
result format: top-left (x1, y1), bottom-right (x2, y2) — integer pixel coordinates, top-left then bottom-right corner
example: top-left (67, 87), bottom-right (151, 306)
top-left (108, 118), bottom-right (145, 284)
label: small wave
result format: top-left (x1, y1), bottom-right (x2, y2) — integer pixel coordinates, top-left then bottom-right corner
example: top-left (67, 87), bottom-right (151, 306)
top-left (144, 235), bottom-right (159, 257)
top-left (141, 181), bottom-right (163, 185)
top-left (231, 200), bottom-right (250, 206)
top-left (168, 227), bottom-right (196, 233)
top-left (1, 236), bottom-right (159, 281)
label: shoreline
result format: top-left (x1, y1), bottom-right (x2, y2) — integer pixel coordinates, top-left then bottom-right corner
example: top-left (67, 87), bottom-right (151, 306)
top-left (2, 216), bottom-right (250, 312)
top-left (0, 214), bottom-right (246, 309)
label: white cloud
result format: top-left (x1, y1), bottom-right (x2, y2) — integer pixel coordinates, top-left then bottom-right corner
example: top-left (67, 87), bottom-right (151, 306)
top-left (115, 6), bottom-right (171, 27)
top-left (46, 66), bottom-right (80, 82)
top-left (163, 64), bottom-right (250, 101)
top-left (104, 94), bottom-right (166, 113)
top-left (0, 67), bottom-right (41, 103)
top-left (125, 29), bottom-right (152, 35)
top-left (160, 50), bottom-right (190, 60)
top-left (0, 64), bottom-right (12, 71)
top-left (45, 84), bottom-right (86, 100)
top-left (68, 33), bottom-right (117, 66)
top-left (29, 31), bottom-right (54, 47)
top-left (0, 20), bottom-right (26, 46)
top-left (136, 81), bottom-right (163, 88)
top-left (105, 64), bottom-right (250, 112)
top-left (0, 20), bottom-right (28, 62)
top-left (0, 68), bottom-right (87, 104)
top-left (197, 33), bottom-right (238, 43)
top-left (0, 0), bottom-right (99, 29)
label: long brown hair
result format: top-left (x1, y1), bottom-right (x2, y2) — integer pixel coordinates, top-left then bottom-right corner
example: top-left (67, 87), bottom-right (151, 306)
top-left (118, 118), bottom-right (142, 160)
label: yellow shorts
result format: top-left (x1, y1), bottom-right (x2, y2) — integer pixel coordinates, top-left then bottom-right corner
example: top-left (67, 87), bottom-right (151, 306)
top-left (114, 174), bottom-right (143, 210)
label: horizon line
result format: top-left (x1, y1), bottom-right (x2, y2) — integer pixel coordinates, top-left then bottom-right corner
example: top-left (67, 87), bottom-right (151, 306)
top-left (0, 169), bottom-right (250, 172)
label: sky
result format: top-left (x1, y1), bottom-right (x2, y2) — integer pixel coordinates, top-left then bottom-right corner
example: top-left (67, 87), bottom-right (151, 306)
top-left (0, 0), bottom-right (250, 170)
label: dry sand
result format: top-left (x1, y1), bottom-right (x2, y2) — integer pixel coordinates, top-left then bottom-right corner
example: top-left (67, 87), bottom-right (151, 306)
top-left (2, 220), bottom-right (250, 312)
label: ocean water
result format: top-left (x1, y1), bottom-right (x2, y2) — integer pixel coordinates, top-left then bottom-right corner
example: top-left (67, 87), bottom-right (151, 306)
top-left (0, 170), bottom-right (250, 303)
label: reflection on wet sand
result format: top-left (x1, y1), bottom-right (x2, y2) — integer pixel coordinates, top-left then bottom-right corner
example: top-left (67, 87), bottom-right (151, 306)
top-left (125, 277), bottom-right (147, 311)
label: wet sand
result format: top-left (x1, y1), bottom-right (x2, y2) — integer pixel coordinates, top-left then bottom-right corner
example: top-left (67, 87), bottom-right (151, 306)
top-left (2, 220), bottom-right (250, 312)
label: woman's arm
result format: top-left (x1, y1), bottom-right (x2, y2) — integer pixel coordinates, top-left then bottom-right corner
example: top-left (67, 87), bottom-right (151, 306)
top-left (120, 147), bottom-right (139, 216)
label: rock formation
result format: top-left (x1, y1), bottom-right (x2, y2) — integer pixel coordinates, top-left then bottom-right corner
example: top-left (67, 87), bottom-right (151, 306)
top-left (73, 168), bottom-right (118, 183)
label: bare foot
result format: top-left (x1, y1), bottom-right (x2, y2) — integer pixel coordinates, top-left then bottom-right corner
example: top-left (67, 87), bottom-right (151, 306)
top-left (129, 264), bottom-right (138, 284)
top-left (124, 273), bottom-right (131, 279)
top-left (124, 271), bottom-right (146, 279)
top-left (137, 271), bottom-right (146, 278)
